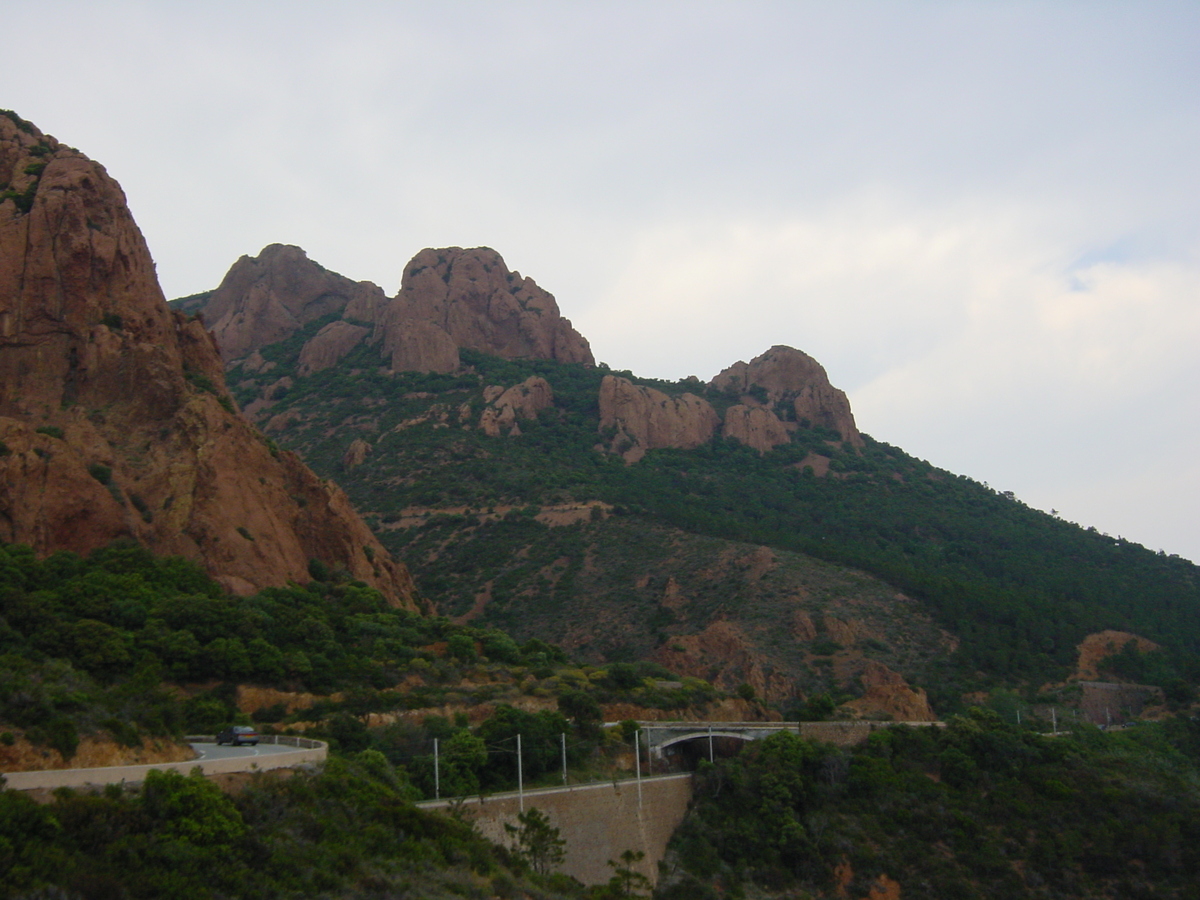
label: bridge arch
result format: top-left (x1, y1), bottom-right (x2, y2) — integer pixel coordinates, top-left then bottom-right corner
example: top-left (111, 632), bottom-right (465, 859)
top-left (655, 731), bottom-right (756, 753)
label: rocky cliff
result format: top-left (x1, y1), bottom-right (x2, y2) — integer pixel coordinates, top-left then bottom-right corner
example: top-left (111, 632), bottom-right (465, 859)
top-left (203, 243), bottom-right (387, 365)
top-left (0, 112), bottom-right (417, 606)
top-left (598, 376), bottom-right (721, 463)
top-left (380, 246), bottom-right (594, 369)
top-left (191, 244), bottom-right (593, 376)
top-left (712, 345), bottom-right (862, 447)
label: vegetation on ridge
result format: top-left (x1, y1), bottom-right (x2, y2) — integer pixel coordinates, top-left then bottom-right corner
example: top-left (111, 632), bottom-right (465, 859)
top-left (233, 343), bottom-right (1200, 705)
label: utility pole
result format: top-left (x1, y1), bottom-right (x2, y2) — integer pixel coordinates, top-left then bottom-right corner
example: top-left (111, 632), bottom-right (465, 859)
top-left (517, 733), bottom-right (524, 812)
top-left (561, 732), bottom-right (567, 786)
top-left (635, 728), bottom-right (643, 809)
top-left (434, 737), bottom-right (440, 800)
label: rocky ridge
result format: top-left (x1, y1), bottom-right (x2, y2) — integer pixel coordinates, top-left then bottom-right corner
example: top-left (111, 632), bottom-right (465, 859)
top-left (0, 112), bottom-right (417, 605)
top-left (195, 244), bottom-right (594, 375)
top-left (711, 345), bottom-right (862, 447)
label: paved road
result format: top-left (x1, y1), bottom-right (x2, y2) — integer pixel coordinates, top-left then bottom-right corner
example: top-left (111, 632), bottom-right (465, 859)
top-left (189, 742), bottom-right (301, 762)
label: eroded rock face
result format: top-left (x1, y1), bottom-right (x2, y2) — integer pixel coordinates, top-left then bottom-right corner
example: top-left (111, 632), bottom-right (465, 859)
top-left (598, 375), bottom-right (720, 463)
top-left (844, 661), bottom-right (936, 722)
top-left (342, 438), bottom-right (372, 470)
top-left (722, 404), bottom-right (791, 453)
top-left (203, 244), bottom-right (388, 364)
top-left (479, 376), bottom-right (554, 437)
top-left (378, 246), bottom-right (594, 366)
top-left (297, 321), bottom-right (371, 375)
top-left (712, 345), bottom-right (862, 446)
top-left (384, 318), bottom-right (460, 374)
top-left (0, 113), bottom-right (417, 607)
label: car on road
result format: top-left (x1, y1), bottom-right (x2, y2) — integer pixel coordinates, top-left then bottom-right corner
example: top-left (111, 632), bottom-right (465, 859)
top-left (216, 725), bottom-right (259, 746)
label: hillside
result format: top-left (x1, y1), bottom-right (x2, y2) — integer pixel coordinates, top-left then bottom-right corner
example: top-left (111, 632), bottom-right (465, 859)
top-left (180, 247), bottom-right (1200, 715)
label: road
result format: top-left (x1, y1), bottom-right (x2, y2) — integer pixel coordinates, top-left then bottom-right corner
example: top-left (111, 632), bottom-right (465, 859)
top-left (189, 741), bottom-right (304, 762)
top-left (416, 772), bottom-right (693, 810)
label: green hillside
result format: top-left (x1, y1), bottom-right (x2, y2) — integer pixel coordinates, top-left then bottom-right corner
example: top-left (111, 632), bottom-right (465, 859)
top-left (231, 339), bottom-right (1200, 707)
top-left (660, 713), bottom-right (1200, 899)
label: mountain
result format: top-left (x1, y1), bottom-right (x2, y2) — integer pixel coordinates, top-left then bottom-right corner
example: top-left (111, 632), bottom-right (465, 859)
top-left (187, 242), bottom-right (593, 377)
top-left (179, 243), bottom-right (1200, 717)
top-left (0, 111), bottom-right (416, 606)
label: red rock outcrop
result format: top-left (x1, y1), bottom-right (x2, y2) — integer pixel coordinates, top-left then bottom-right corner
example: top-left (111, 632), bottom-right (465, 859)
top-left (0, 113), bottom-right (417, 607)
top-left (384, 318), bottom-right (460, 374)
top-left (844, 661), bottom-right (936, 721)
top-left (342, 438), bottom-right (372, 470)
top-left (202, 243), bottom-right (387, 363)
top-left (652, 620), bottom-right (795, 702)
top-left (297, 320), bottom-right (371, 375)
top-left (479, 376), bottom-right (554, 437)
top-left (722, 404), bottom-right (791, 453)
top-left (712, 345), bottom-right (862, 446)
top-left (377, 246), bottom-right (594, 367)
top-left (598, 375), bottom-right (720, 462)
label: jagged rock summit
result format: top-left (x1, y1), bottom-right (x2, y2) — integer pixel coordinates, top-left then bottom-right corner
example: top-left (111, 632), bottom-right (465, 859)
top-left (195, 244), bottom-right (594, 375)
top-left (0, 111), bottom-right (417, 606)
top-left (595, 345), bottom-right (862, 461)
top-left (712, 345), bottom-right (862, 448)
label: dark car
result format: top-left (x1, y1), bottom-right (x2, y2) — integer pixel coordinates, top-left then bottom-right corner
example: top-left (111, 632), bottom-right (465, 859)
top-left (216, 725), bottom-right (259, 746)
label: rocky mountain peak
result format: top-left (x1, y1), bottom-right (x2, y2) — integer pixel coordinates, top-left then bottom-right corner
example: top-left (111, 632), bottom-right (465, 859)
top-left (0, 112), bottom-right (417, 606)
top-left (203, 243), bottom-right (387, 364)
top-left (711, 345), bottom-right (862, 447)
top-left (188, 244), bottom-right (593, 376)
top-left (380, 246), bottom-right (594, 369)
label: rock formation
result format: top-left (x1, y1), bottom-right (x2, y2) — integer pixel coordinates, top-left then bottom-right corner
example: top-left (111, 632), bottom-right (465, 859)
top-left (189, 244), bottom-right (593, 377)
top-left (721, 404), bottom-right (791, 453)
top-left (202, 243), bottom-right (387, 364)
top-left (297, 320), bottom-right (371, 375)
top-left (383, 318), bottom-right (460, 374)
top-left (342, 438), bottom-right (372, 470)
top-left (711, 345), bottom-right (862, 447)
top-left (377, 246), bottom-right (593, 368)
top-left (598, 376), bottom-right (720, 463)
top-left (479, 376), bottom-right (554, 437)
top-left (0, 112), bottom-right (417, 606)
top-left (844, 661), bottom-right (936, 721)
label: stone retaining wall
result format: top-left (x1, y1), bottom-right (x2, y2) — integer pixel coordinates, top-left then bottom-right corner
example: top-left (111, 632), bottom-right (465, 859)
top-left (419, 774), bottom-right (694, 886)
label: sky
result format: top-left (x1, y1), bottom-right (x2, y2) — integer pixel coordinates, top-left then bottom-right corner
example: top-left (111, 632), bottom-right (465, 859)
top-left (9, 1), bottom-right (1200, 563)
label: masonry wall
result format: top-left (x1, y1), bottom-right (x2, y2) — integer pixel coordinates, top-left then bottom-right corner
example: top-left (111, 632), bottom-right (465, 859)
top-left (419, 774), bottom-right (694, 886)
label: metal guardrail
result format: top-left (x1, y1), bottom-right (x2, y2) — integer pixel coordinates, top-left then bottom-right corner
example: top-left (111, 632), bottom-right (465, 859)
top-left (185, 734), bottom-right (325, 749)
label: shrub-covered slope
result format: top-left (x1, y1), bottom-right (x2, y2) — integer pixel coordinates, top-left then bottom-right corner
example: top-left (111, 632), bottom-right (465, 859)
top-left (229, 338), bottom-right (1200, 705)
top-left (660, 713), bottom-right (1200, 899)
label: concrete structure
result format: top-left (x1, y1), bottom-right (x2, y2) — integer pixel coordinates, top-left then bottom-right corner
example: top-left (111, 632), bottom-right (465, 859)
top-left (641, 719), bottom-right (943, 763)
top-left (1, 735), bottom-right (326, 792)
top-left (418, 774), bottom-right (693, 886)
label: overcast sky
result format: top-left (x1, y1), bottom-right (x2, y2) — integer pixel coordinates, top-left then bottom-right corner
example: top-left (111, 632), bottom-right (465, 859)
top-left (9, 1), bottom-right (1199, 562)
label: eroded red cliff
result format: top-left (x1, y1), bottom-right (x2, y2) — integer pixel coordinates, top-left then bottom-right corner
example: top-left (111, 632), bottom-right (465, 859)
top-left (0, 112), bottom-right (418, 606)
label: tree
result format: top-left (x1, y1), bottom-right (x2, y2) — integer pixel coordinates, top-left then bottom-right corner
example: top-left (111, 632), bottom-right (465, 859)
top-left (504, 807), bottom-right (565, 875)
top-left (606, 849), bottom-right (651, 898)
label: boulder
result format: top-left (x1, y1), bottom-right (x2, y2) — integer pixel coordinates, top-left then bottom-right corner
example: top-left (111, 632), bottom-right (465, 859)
top-left (479, 376), bottom-right (554, 436)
